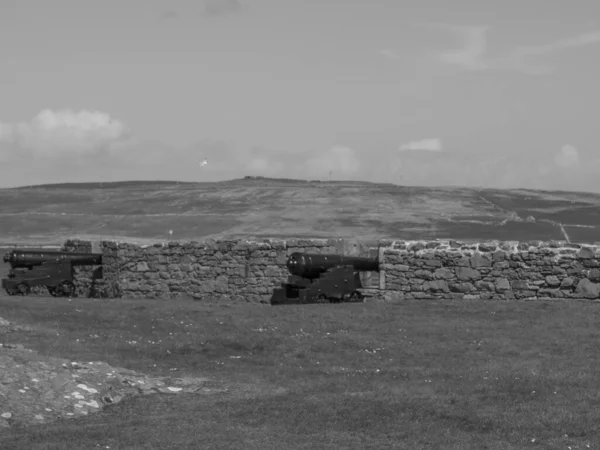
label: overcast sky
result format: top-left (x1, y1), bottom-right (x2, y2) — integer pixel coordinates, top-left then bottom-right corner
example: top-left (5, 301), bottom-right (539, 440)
top-left (1, 0), bottom-right (599, 192)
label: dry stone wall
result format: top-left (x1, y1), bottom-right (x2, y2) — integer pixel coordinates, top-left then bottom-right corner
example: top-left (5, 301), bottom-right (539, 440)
top-left (42, 238), bottom-right (600, 302)
top-left (381, 240), bottom-right (600, 301)
top-left (111, 238), bottom-right (380, 303)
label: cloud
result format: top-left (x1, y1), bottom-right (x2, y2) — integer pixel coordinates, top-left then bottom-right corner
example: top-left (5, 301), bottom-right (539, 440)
top-left (0, 109), bottom-right (129, 158)
top-left (0, 109), bottom-right (146, 186)
top-left (241, 146), bottom-right (286, 174)
top-left (435, 25), bottom-right (491, 71)
top-left (191, 143), bottom-right (362, 180)
top-left (0, 122), bottom-right (14, 142)
top-left (398, 138), bottom-right (442, 153)
top-left (0, 109), bottom-right (598, 193)
top-left (385, 143), bottom-right (599, 192)
top-left (516, 31), bottom-right (600, 56)
top-left (124, 141), bottom-right (597, 192)
top-left (183, 141), bottom-right (285, 178)
top-left (381, 24), bottom-right (600, 76)
top-left (554, 144), bottom-right (580, 168)
top-left (155, 140), bottom-right (364, 181)
top-left (203, 0), bottom-right (241, 17)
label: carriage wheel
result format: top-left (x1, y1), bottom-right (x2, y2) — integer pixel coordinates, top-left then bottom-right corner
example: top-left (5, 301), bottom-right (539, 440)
top-left (349, 291), bottom-right (363, 303)
top-left (340, 292), bottom-right (352, 303)
top-left (316, 294), bottom-right (328, 304)
top-left (56, 281), bottom-right (76, 298)
top-left (17, 282), bottom-right (30, 296)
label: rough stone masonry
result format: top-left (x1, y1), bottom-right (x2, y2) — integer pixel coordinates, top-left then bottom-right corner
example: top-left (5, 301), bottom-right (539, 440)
top-left (55, 238), bottom-right (600, 302)
top-left (381, 239), bottom-right (600, 301)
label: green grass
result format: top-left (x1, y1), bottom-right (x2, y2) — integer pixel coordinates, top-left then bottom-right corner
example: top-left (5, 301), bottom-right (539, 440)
top-left (1, 295), bottom-right (600, 449)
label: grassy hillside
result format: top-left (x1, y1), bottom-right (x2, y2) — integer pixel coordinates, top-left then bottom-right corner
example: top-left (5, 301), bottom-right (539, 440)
top-left (0, 177), bottom-right (598, 244)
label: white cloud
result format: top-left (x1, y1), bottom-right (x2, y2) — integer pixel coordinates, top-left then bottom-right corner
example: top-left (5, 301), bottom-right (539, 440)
top-left (0, 109), bottom-right (128, 157)
top-left (516, 31), bottom-right (600, 56)
top-left (244, 147), bottom-right (285, 174)
top-left (0, 110), bottom-right (598, 193)
top-left (0, 122), bottom-right (14, 142)
top-left (554, 144), bottom-right (580, 168)
top-left (191, 143), bottom-right (286, 177)
top-left (385, 144), bottom-right (600, 192)
top-left (383, 24), bottom-right (600, 76)
top-left (436, 24), bottom-right (490, 71)
top-left (398, 138), bottom-right (442, 152)
top-left (203, 0), bottom-right (241, 16)
top-left (189, 144), bottom-right (362, 181)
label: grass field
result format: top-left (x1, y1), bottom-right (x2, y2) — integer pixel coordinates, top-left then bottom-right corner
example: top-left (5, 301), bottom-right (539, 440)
top-left (0, 177), bottom-right (599, 244)
top-left (1, 294), bottom-right (600, 449)
top-left (1, 178), bottom-right (600, 449)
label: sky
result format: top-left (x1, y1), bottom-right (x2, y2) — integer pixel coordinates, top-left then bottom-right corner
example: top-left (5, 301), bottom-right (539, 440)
top-left (1, 0), bottom-right (600, 192)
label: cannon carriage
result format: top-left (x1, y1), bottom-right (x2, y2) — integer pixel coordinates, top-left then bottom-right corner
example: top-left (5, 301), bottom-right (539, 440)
top-left (270, 252), bottom-right (379, 305)
top-left (2, 249), bottom-right (103, 297)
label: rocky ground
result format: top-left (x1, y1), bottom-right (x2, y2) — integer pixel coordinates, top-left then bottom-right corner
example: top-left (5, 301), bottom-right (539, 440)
top-left (0, 316), bottom-right (226, 430)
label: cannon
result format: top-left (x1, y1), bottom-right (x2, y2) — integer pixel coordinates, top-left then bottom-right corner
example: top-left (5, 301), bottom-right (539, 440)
top-left (270, 252), bottom-right (379, 305)
top-left (2, 249), bottom-right (103, 297)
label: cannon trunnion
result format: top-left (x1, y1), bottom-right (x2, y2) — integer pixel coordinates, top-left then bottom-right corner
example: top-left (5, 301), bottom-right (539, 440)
top-left (270, 252), bottom-right (379, 305)
top-left (2, 250), bottom-right (103, 297)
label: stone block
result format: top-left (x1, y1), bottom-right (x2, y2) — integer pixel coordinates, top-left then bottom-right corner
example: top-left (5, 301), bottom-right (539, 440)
top-left (470, 253), bottom-right (492, 268)
top-left (449, 282), bottom-right (475, 293)
top-left (510, 280), bottom-right (529, 290)
top-left (588, 269), bottom-right (600, 282)
top-left (494, 278), bottom-right (510, 291)
top-left (424, 259), bottom-right (442, 268)
top-left (414, 269), bottom-right (434, 280)
top-left (456, 267), bottom-right (481, 281)
top-left (545, 275), bottom-right (561, 287)
top-left (433, 268), bottom-right (454, 279)
top-left (424, 280), bottom-right (449, 293)
top-left (575, 278), bottom-right (600, 299)
top-left (577, 247), bottom-right (595, 259)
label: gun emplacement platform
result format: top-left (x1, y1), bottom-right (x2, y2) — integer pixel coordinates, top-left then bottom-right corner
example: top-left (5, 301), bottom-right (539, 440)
top-left (270, 252), bottom-right (379, 305)
top-left (2, 249), bottom-right (103, 297)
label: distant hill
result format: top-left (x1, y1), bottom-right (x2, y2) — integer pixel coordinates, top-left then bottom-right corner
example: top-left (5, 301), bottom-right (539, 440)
top-left (0, 178), bottom-right (598, 244)
top-left (10, 177), bottom-right (397, 190)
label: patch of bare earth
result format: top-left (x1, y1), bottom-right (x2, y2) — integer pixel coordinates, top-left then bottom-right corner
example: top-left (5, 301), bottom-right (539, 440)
top-left (0, 316), bottom-right (227, 430)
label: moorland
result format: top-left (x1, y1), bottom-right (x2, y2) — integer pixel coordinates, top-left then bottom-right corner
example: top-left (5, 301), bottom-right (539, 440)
top-left (0, 177), bottom-right (599, 245)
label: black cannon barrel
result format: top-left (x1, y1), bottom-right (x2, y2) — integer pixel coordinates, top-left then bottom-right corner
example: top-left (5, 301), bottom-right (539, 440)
top-left (286, 252), bottom-right (379, 279)
top-left (3, 250), bottom-right (102, 269)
